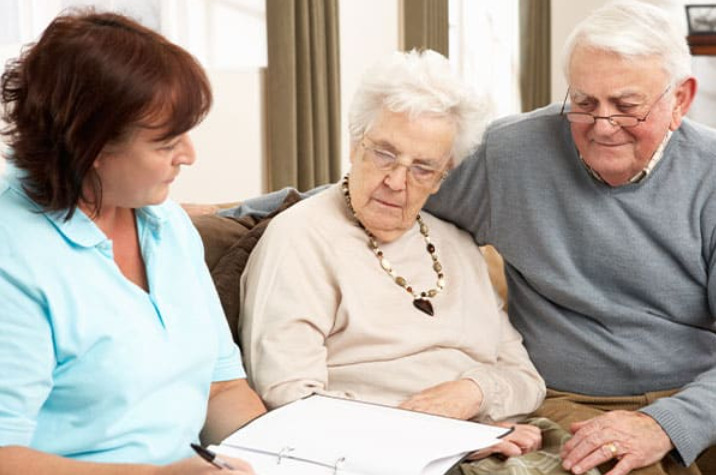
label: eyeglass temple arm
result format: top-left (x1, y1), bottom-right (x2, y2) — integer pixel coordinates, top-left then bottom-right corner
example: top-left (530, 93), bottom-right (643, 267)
top-left (559, 88), bottom-right (571, 115)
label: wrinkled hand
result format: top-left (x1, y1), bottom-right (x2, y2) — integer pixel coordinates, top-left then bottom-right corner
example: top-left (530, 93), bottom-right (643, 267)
top-left (398, 379), bottom-right (483, 420)
top-left (159, 455), bottom-right (256, 475)
top-left (467, 422), bottom-right (542, 460)
top-left (561, 410), bottom-right (673, 475)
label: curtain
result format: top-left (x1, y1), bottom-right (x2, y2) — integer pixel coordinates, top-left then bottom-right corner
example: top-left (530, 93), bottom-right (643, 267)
top-left (519, 0), bottom-right (551, 112)
top-left (401, 0), bottom-right (449, 56)
top-left (265, 0), bottom-right (341, 192)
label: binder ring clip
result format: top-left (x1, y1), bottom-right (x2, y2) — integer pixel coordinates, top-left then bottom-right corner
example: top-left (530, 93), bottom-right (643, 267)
top-left (276, 446), bottom-right (294, 465)
top-left (332, 456), bottom-right (346, 474)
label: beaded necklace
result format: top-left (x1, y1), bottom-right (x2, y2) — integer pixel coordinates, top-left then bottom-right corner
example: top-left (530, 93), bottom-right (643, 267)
top-left (341, 174), bottom-right (445, 316)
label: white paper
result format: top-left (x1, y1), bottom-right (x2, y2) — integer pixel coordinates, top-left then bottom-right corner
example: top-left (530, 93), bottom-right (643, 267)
top-left (212, 395), bottom-right (508, 475)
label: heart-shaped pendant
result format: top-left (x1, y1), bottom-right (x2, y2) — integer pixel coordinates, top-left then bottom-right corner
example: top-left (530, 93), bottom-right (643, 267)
top-left (413, 298), bottom-right (434, 316)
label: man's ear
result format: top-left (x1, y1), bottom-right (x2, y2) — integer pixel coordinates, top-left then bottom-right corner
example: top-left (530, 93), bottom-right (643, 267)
top-left (670, 76), bottom-right (697, 130)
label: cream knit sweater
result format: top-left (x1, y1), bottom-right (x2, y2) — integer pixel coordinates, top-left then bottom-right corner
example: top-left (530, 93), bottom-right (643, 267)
top-left (240, 184), bottom-right (545, 422)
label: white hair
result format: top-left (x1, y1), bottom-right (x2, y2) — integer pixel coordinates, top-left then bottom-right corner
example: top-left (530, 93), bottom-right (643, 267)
top-left (348, 49), bottom-right (491, 165)
top-left (562, 0), bottom-right (692, 84)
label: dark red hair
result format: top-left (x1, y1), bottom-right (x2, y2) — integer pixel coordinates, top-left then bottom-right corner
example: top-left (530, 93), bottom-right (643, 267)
top-left (1, 10), bottom-right (212, 217)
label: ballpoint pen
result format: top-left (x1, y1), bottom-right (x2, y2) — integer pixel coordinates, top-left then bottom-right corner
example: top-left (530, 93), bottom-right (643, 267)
top-left (190, 443), bottom-right (236, 470)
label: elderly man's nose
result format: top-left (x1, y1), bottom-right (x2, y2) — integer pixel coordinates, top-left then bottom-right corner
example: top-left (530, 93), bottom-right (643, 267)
top-left (592, 116), bottom-right (621, 134)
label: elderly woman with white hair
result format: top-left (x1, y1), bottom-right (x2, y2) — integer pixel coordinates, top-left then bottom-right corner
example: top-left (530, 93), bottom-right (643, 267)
top-left (238, 50), bottom-right (554, 470)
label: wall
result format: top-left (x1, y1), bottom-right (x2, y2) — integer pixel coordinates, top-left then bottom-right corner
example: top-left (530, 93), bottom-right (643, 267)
top-left (199, 0), bottom-right (714, 202)
top-left (0, 0), bottom-right (400, 203)
top-left (682, 0), bottom-right (716, 128)
top-left (175, 0), bottom-right (399, 203)
top-left (170, 69), bottom-right (265, 204)
top-left (0, 68), bottom-right (266, 204)
top-left (550, 0), bottom-right (607, 102)
top-left (6, 1), bottom-right (715, 201)
top-left (338, 0), bottom-right (400, 174)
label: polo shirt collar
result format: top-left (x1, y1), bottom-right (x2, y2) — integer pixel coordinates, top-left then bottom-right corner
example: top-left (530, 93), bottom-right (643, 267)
top-left (46, 208), bottom-right (108, 249)
top-left (4, 163), bottom-right (169, 247)
top-left (135, 204), bottom-right (169, 239)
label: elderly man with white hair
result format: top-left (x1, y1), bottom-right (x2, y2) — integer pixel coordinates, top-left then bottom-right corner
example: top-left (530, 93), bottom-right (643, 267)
top-left (427, 1), bottom-right (715, 474)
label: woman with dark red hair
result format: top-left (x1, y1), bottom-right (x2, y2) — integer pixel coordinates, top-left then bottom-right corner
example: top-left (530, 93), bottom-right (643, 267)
top-left (0, 10), bottom-right (263, 474)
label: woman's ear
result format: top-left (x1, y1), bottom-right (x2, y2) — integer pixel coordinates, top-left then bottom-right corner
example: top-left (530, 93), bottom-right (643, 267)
top-left (349, 141), bottom-right (360, 165)
top-left (670, 77), bottom-right (697, 130)
top-left (93, 149), bottom-right (110, 170)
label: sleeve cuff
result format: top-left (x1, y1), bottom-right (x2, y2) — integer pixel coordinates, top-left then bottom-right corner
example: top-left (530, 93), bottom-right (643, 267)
top-left (212, 344), bottom-right (247, 382)
top-left (640, 405), bottom-right (696, 466)
top-left (461, 369), bottom-right (503, 421)
top-left (0, 423), bottom-right (34, 447)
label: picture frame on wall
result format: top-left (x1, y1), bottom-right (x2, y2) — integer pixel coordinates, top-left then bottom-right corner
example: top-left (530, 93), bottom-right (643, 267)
top-left (686, 4), bottom-right (716, 34)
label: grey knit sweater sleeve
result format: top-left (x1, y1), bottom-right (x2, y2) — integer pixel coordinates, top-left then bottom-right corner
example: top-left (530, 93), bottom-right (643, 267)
top-left (220, 185), bottom-right (328, 219)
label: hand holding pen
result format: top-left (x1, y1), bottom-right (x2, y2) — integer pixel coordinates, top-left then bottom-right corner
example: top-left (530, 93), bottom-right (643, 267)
top-left (190, 443), bottom-right (255, 473)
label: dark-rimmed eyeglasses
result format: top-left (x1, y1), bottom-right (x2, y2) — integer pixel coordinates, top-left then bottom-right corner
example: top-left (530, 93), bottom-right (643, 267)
top-left (560, 85), bottom-right (672, 128)
top-left (360, 137), bottom-right (449, 186)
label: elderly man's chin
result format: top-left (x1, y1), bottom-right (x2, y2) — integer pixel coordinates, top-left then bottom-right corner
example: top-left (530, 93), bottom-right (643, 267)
top-left (584, 154), bottom-right (642, 185)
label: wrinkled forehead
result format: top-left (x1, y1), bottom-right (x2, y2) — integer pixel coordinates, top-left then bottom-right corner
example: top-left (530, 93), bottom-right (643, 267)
top-left (366, 108), bottom-right (456, 137)
top-left (569, 87), bottom-right (650, 103)
top-left (567, 47), bottom-right (669, 96)
top-left (567, 42), bottom-right (669, 77)
top-left (363, 109), bottom-right (456, 161)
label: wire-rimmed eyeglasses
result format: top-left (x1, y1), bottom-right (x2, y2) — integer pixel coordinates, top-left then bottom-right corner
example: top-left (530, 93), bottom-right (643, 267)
top-left (560, 85), bottom-right (672, 128)
top-left (360, 137), bottom-right (449, 186)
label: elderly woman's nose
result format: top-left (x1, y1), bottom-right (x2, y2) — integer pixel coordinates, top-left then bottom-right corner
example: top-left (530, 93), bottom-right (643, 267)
top-left (384, 165), bottom-right (409, 190)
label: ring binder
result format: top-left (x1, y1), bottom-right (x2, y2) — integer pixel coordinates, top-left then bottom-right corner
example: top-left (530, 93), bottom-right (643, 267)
top-left (332, 456), bottom-right (346, 474)
top-left (207, 394), bottom-right (509, 474)
top-left (276, 446), bottom-right (294, 465)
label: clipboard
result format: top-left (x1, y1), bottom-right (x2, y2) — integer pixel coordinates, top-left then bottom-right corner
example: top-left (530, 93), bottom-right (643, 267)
top-left (209, 394), bottom-right (510, 475)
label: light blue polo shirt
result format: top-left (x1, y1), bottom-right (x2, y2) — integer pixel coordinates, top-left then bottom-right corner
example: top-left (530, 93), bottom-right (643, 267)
top-left (0, 165), bottom-right (245, 464)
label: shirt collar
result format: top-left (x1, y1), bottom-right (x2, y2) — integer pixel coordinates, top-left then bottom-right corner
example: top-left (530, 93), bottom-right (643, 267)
top-left (135, 204), bottom-right (169, 240)
top-left (578, 130), bottom-right (673, 186)
top-left (4, 162), bottom-right (169, 247)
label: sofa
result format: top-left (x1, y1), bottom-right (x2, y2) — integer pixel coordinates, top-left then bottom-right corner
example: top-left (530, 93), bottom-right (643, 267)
top-left (186, 196), bottom-right (716, 473)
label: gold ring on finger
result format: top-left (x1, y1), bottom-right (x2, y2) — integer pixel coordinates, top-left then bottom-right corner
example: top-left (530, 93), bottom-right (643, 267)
top-left (603, 442), bottom-right (619, 459)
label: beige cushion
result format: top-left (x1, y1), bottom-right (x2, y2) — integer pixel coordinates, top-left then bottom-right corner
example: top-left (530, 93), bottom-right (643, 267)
top-left (481, 245), bottom-right (507, 305)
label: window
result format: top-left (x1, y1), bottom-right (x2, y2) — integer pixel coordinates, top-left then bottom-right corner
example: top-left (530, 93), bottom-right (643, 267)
top-left (0, 0), bottom-right (266, 70)
top-left (0, 0), bottom-right (267, 191)
top-left (448, 0), bottom-right (521, 119)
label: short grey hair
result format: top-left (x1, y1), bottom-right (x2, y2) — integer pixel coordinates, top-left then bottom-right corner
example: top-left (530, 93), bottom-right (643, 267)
top-left (562, 0), bottom-right (692, 84)
top-left (348, 49), bottom-right (491, 165)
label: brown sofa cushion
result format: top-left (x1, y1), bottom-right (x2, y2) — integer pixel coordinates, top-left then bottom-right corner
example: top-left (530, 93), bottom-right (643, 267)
top-left (191, 213), bottom-right (253, 270)
top-left (191, 190), bottom-right (303, 345)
